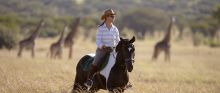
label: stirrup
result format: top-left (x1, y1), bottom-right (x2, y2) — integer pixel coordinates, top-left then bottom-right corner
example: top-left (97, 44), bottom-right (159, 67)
top-left (84, 79), bottom-right (93, 89)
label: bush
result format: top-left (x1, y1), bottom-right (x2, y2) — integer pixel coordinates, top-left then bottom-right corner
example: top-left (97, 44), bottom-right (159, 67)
top-left (206, 38), bottom-right (220, 48)
top-left (0, 25), bottom-right (20, 50)
top-left (209, 41), bottom-right (220, 47)
top-left (192, 31), bottom-right (205, 46)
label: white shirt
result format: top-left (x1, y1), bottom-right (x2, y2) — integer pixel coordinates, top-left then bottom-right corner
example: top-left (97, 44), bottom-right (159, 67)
top-left (96, 23), bottom-right (120, 49)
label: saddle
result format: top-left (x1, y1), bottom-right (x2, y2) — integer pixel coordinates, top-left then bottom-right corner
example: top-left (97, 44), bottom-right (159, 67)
top-left (82, 53), bottom-right (111, 71)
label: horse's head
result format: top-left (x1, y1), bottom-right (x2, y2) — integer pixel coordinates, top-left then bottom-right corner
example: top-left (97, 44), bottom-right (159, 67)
top-left (116, 36), bottom-right (135, 72)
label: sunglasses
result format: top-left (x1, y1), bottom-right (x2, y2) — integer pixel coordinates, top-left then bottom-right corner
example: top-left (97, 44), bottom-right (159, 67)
top-left (108, 15), bottom-right (115, 18)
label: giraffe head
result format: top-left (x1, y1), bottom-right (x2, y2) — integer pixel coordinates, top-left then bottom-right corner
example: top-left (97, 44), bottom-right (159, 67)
top-left (39, 19), bottom-right (45, 27)
top-left (171, 16), bottom-right (176, 23)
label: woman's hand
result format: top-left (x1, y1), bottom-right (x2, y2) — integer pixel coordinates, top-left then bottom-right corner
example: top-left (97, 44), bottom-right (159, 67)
top-left (101, 45), bottom-right (112, 52)
top-left (102, 45), bottom-right (107, 49)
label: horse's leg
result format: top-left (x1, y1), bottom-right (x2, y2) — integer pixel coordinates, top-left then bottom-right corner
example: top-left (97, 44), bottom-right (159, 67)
top-left (72, 55), bottom-right (101, 93)
top-left (72, 78), bottom-right (83, 93)
top-left (109, 88), bottom-right (124, 93)
top-left (72, 69), bottom-right (88, 92)
top-left (71, 86), bottom-right (81, 93)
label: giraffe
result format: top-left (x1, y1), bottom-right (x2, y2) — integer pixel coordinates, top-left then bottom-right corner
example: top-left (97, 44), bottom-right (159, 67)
top-left (152, 16), bottom-right (175, 62)
top-left (64, 17), bottom-right (80, 59)
top-left (17, 19), bottom-right (45, 58)
top-left (49, 24), bottom-right (68, 59)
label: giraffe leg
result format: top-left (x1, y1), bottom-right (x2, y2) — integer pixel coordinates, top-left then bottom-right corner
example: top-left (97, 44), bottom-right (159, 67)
top-left (53, 51), bottom-right (57, 59)
top-left (57, 53), bottom-right (61, 59)
top-left (50, 49), bottom-right (53, 59)
top-left (17, 45), bottom-right (23, 57)
top-left (58, 49), bottom-right (62, 59)
top-left (69, 45), bottom-right (73, 59)
top-left (31, 46), bottom-right (35, 58)
top-left (168, 48), bottom-right (170, 62)
top-left (152, 47), bottom-right (159, 61)
top-left (165, 48), bottom-right (170, 62)
top-left (53, 53), bottom-right (56, 59)
top-left (50, 45), bottom-right (57, 59)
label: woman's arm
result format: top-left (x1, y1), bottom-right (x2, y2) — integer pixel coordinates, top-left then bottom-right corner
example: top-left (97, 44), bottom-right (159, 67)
top-left (115, 28), bottom-right (120, 43)
top-left (96, 28), bottom-right (103, 49)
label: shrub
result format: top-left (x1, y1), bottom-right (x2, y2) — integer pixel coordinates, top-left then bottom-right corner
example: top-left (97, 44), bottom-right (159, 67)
top-left (0, 25), bottom-right (20, 50)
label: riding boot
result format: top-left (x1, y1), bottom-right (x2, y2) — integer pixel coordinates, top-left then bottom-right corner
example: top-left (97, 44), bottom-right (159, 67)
top-left (85, 64), bottom-right (97, 88)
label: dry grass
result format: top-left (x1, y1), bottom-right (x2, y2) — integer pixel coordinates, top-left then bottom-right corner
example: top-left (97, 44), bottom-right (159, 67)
top-left (0, 36), bottom-right (220, 93)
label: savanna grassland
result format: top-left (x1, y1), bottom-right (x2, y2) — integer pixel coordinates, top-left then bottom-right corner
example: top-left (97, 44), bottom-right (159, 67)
top-left (0, 36), bottom-right (220, 93)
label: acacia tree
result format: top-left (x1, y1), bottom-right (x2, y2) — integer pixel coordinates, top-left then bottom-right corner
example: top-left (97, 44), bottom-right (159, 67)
top-left (117, 8), bottom-right (169, 40)
top-left (212, 4), bottom-right (220, 46)
top-left (213, 4), bottom-right (220, 23)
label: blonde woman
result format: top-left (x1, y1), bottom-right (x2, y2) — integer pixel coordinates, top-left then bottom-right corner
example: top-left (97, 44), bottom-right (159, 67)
top-left (85, 9), bottom-right (120, 87)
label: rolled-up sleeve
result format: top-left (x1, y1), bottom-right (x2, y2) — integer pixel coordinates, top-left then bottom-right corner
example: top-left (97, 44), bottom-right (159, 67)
top-left (115, 28), bottom-right (120, 44)
top-left (96, 28), bottom-right (103, 49)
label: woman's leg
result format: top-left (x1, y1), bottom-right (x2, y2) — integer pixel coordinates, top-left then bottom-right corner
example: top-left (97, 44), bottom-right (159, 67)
top-left (85, 48), bottom-right (106, 87)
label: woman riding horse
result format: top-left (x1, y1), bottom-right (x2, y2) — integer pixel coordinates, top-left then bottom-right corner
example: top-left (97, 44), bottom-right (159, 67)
top-left (85, 9), bottom-right (120, 87)
top-left (72, 36), bottom-right (135, 93)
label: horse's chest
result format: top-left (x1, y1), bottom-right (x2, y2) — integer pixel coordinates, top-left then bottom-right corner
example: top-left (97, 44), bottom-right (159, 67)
top-left (107, 68), bottom-right (128, 85)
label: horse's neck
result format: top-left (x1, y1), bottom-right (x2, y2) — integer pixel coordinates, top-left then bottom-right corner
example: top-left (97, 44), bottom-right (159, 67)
top-left (115, 52), bottom-right (126, 68)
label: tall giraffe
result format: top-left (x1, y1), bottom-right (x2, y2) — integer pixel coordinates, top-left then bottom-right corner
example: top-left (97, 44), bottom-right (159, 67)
top-left (64, 17), bottom-right (80, 59)
top-left (17, 19), bottom-right (45, 58)
top-left (152, 16), bottom-right (175, 62)
top-left (49, 24), bottom-right (68, 59)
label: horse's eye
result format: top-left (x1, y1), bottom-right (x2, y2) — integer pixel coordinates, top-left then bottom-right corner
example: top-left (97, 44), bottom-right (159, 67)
top-left (131, 49), bottom-right (134, 52)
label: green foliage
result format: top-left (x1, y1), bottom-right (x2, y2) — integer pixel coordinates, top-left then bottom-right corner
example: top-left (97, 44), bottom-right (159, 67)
top-left (213, 4), bottom-right (220, 23)
top-left (0, 14), bottom-right (22, 31)
top-left (208, 39), bottom-right (220, 47)
top-left (0, 25), bottom-right (20, 49)
top-left (189, 14), bottom-right (220, 47)
top-left (80, 17), bottom-right (99, 30)
top-left (116, 8), bottom-right (169, 39)
top-left (190, 16), bottom-right (219, 37)
top-left (192, 31), bottom-right (205, 46)
top-left (0, 14), bottom-right (21, 49)
top-left (40, 16), bottom-right (74, 37)
top-left (192, 31), bottom-right (220, 47)
top-left (0, 0), bottom-right (219, 41)
top-left (120, 8), bottom-right (169, 31)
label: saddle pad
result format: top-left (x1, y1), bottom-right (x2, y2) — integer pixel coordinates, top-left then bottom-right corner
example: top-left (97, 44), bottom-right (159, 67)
top-left (82, 53), bottom-right (110, 71)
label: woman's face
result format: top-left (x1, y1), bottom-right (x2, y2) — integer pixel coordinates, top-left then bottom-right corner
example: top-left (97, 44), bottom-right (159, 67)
top-left (106, 14), bottom-right (115, 23)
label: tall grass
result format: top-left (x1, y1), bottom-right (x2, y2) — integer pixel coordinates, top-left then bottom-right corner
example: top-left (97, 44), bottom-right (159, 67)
top-left (0, 36), bottom-right (220, 93)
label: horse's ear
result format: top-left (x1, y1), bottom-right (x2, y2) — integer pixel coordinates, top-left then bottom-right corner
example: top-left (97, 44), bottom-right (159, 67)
top-left (120, 37), bottom-right (124, 42)
top-left (129, 36), bottom-right (135, 43)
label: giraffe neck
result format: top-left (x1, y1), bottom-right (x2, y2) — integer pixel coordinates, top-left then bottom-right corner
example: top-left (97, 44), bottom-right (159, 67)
top-left (66, 18), bottom-right (80, 40)
top-left (57, 25), bottom-right (67, 44)
top-left (29, 20), bottom-right (43, 40)
top-left (162, 19), bottom-right (173, 43)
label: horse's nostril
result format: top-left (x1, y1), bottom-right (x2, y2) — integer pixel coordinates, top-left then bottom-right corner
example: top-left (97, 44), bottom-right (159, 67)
top-left (128, 67), bottom-right (133, 72)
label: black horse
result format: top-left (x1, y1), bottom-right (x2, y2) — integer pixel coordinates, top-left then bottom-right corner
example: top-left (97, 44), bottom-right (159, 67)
top-left (71, 36), bottom-right (136, 93)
